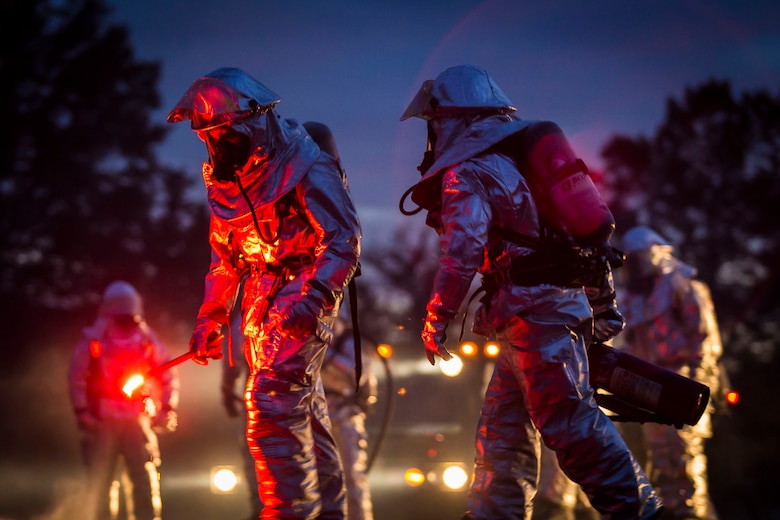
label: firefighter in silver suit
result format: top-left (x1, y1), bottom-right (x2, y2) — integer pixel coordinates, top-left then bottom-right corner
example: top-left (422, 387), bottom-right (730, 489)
top-left (617, 226), bottom-right (722, 520)
top-left (400, 64), bottom-right (662, 520)
top-left (322, 316), bottom-right (377, 520)
top-left (167, 68), bottom-right (361, 519)
top-left (69, 280), bottom-right (179, 520)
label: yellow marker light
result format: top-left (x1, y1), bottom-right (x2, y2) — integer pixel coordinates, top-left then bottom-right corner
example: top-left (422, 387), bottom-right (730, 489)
top-left (404, 468), bottom-right (426, 487)
top-left (484, 341), bottom-right (500, 358)
top-left (459, 341), bottom-right (478, 357)
top-left (377, 344), bottom-right (393, 359)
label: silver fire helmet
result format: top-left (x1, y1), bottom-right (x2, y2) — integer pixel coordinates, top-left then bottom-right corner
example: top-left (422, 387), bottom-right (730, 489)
top-left (400, 64), bottom-right (516, 121)
top-left (100, 280), bottom-right (143, 319)
top-left (166, 67), bottom-right (281, 131)
top-left (621, 226), bottom-right (673, 254)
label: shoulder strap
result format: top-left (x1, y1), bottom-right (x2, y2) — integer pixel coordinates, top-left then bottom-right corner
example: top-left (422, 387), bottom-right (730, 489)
top-left (495, 226), bottom-right (544, 249)
top-left (348, 266), bottom-right (362, 393)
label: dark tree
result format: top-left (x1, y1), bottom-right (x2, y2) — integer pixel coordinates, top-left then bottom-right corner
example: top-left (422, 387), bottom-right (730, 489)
top-left (0, 0), bottom-right (209, 367)
top-left (358, 224), bottom-right (441, 353)
top-left (600, 79), bottom-right (780, 518)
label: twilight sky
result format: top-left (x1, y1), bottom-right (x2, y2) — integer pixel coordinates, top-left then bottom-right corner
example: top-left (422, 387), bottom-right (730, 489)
top-left (108, 0), bottom-right (780, 234)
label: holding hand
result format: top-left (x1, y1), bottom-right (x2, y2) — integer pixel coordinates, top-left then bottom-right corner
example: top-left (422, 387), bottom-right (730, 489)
top-left (421, 311), bottom-right (453, 365)
top-left (281, 296), bottom-right (322, 339)
top-left (593, 307), bottom-right (626, 342)
top-left (189, 318), bottom-right (225, 365)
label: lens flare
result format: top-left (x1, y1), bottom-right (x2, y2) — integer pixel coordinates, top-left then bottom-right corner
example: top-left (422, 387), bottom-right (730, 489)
top-left (442, 465), bottom-right (469, 490)
top-left (211, 466), bottom-right (239, 493)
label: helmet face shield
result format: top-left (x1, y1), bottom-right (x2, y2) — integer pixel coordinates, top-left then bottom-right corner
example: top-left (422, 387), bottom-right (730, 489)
top-left (166, 69), bottom-right (281, 131)
top-left (401, 79), bottom-right (435, 121)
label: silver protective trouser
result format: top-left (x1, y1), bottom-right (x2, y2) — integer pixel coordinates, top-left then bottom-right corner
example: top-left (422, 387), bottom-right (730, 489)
top-left (619, 267), bottom-right (722, 520)
top-left (535, 444), bottom-right (598, 519)
top-left (327, 395), bottom-right (373, 520)
top-left (641, 418), bottom-right (717, 520)
top-left (467, 311), bottom-right (658, 520)
top-left (246, 314), bottom-right (346, 520)
top-left (81, 416), bottom-right (159, 520)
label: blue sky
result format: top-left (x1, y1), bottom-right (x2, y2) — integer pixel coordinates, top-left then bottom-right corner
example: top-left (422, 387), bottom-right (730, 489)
top-left (108, 0), bottom-right (780, 234)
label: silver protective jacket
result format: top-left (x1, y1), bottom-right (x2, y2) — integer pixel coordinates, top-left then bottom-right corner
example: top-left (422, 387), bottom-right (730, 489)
top-left (68, 318), bottom-right (178, 421)
top-left (195, 113), bottom-right (361, 333)
top-left (618, 245), bottom-right (722, 520)
top-left (406, 65), bottom-right (660, 519)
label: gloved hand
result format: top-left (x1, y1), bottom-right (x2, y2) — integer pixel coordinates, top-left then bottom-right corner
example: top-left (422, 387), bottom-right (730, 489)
top-left (152, 409), bottom-right (178, 434)
top-left (421, 311), bottom-right (453, 365)
top-left (281, 296), bottom-right (322, 339)
top-left (593, 307), bottom-right (626, 342)
top-left (76, 410), bottom-right (100, 431)
top-left (189, 318), bottom-right (225, 365)
top-left (221, 383), bottom-right (241, 418)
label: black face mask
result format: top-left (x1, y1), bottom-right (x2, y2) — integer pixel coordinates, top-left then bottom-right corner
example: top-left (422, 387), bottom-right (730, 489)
top-left (112, 314), bottom-right (140, 332)
top-left (417, 121), bottom-right (438, 175)
top-left (206, 127), bottom-right (251, 182)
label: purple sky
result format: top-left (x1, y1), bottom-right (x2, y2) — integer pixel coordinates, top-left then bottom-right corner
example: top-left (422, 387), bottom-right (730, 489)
top-left (109, 0), bottom-right (779, 236)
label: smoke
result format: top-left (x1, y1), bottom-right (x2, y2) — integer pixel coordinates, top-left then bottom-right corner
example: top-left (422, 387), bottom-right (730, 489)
top-left (30, 477), bottom-right (92, 520)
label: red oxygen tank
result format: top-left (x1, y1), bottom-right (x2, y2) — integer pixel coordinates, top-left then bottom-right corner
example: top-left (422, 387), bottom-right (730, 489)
top-left (521, 121), bottom-right (615, 247)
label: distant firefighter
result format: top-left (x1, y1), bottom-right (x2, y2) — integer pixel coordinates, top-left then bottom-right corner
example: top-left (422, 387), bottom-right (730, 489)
top-left (69, 280), bottom-right (179, 520)
top-left (617, 226), bottom-right (723, 520)
top-left (322, 316), bottom-right (378, 520)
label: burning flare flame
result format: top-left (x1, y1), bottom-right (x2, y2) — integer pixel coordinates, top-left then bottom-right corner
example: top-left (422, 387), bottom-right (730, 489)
top-left (123, 374), bottom-right (145, 397)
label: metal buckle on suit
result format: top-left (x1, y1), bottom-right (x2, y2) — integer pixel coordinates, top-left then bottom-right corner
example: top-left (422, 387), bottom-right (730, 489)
top-left (263, 254), bottom-right (315, 279)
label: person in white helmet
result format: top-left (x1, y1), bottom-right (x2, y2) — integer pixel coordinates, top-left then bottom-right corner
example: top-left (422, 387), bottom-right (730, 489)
top-left (167, 68), bottom-right (361, 519)
top-left (321, 315), bottom-right (377, 520)
top-left (399, 64), bottom-right (662, 519)
top-left (616, 226), bottom-right (723, 520)
top-left (68, 280), bottom-right (179, 520)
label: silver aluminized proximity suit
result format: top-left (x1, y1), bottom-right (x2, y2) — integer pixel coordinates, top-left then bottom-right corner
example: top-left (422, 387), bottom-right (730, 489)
top-left (617, 226), bottom-right (722, 520)
top-left (68, 281), bottom-right (179, 520)
top-left (321, 317), bottom-right (377, 520)
top-left (167, 68), bottom-right (361, 519)
top-left (400, 65), bottom-right (662, 520)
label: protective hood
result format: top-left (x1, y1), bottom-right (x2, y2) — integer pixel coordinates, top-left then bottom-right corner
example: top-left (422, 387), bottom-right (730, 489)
top-left (401, 65), bottom-right (528, 209)
top-left (409, 113), bottom-right (531, 209)
top-left (400, 64), bottom-right (516, 121)
top-left (166, 67), bottom-right (281, 131)
top-left (100, 280), bottom-right (143, 318)
top-left (203, 115), bottom-right (321, 217)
